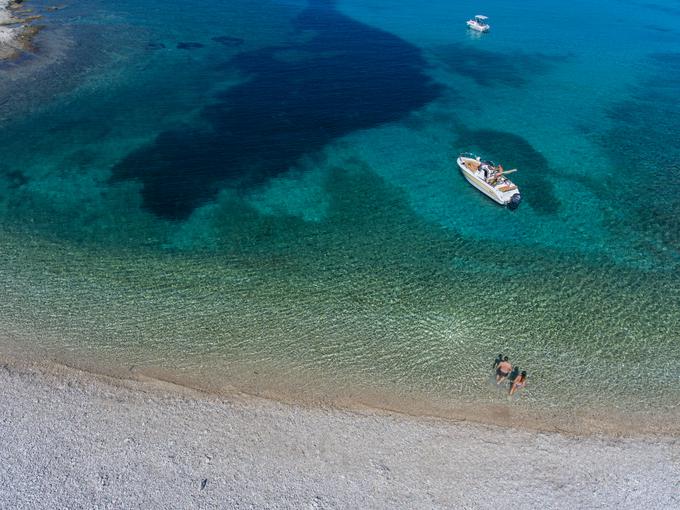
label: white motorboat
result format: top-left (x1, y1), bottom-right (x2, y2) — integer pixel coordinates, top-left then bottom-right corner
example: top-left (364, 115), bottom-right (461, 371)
top-left (456, 153), bottom-right (522, 209)
top-left (466, 15), bottom-right (490, 32)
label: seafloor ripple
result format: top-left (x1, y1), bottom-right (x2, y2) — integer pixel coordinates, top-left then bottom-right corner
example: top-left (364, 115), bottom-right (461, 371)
top-left (2, 161), bottom-right (679, 432)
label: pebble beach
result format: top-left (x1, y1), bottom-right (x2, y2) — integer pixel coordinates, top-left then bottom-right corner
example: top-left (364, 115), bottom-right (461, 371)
top-left (1, 358), bottom-right (678, 509)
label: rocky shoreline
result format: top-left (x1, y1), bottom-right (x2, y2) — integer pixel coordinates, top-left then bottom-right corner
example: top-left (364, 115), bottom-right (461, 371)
top-left (0, 0), bottom-right (50, 60)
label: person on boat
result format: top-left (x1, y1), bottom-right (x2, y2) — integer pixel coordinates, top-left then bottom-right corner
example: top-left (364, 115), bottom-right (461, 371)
top-left (489, 164), bottom-right (505, 185)
top-left (492, 353), bottom-right (503, 371)
top-left (509, 371), bottom-right (527, 396)
top-left (496, 356), bottom-right (512, 384)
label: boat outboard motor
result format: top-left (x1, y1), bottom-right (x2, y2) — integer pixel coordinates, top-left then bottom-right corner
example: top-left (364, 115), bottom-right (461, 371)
top-left (508, 193), bottom-right (522, 210)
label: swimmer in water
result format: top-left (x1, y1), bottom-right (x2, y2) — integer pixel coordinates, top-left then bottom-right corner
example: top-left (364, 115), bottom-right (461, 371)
top-left (492, 353), bottom-right (503, 371)
top-left (495, 356), bottom-right (512, 385)
top-left (509, 371), bottom-right (527, 396)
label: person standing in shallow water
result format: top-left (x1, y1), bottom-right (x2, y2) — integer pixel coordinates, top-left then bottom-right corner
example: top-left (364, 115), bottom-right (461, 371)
top-left (509, 371), bottom-right (527, 396)
top-left (492, 353), bottom-right (503, 371)
top-left (496, 356), bottom-right (512, 385)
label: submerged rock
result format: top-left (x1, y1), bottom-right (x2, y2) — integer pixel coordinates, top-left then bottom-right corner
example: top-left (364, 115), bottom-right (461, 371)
top-left (177, 41), bottom-right (204, 50)
top-left (211, 35), bottom-right (244, 47)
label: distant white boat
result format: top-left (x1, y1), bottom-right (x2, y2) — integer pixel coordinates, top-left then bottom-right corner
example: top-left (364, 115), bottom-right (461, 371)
top-left (456, 153), bottom-right (522, 209)
top-left (466, 15), bottom-right (490, 33)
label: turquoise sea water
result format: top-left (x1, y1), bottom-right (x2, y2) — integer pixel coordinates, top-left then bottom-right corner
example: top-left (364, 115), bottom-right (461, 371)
top-left (1, 0), bottom-right (679, 431)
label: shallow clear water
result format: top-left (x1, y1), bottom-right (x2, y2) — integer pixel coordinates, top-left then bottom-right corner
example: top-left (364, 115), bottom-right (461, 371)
top-left (1, 0), bottom-right (679, 431)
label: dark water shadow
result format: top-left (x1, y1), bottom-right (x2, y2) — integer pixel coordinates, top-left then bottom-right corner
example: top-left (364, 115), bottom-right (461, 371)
top-left (454, 128), bottom-right (561, 215)
top-left (644, 24), bottom-right (675, 33)
top-left (430, 43), bottom-right (570, 87)
top-left (596, 52), bottom-right (680, 259)
top-left (111, 0), bottom-right (441, 220)
top-left (177, 42), bottom-right (205, 50)
top-left (212, 36), bottom-right (244, 47)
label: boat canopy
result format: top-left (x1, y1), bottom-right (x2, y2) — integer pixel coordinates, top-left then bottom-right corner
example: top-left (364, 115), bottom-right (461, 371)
top-left (475, 15), bottom-right (488, 20)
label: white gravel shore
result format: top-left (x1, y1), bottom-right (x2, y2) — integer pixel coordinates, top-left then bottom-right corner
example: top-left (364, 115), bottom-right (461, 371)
top-left (1, 361), bottom-right (678, 509)
top-left (0, 3), bottom-right (15, 40)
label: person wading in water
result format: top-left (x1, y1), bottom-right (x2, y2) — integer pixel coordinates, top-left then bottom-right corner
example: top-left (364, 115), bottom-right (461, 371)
top-left (509, 371), bottom-right (527, 396)
top-left (495, 356), bottom-right (512, 385)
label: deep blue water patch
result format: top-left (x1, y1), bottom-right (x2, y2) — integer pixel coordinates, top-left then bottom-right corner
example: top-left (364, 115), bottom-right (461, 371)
top-left (431, 44), bottom-right (569, 88)
top-left (112, 0), bottom-right (441, 220)
top-left (454, 128), bottom-right (561, 214)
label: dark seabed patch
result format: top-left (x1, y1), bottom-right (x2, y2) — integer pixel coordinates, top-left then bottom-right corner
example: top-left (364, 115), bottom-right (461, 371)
top-left (598, 52), bottom-right (680, 259)
top-left (0, 169), bottom-right (28, 189)
top-left (454, 128), bottom-right (561, 214)
top-left (0, 48), bottom-right (36, 69)
top-left (644, 24), bottom-right (675, 33)
top-left (177, 42), bottom-right (205, 50)
top-left (212, 36), bottom-right (245, 47)
top-left (112, 0), bottom-right (441, 220)
top-left (430, 44), bottom-right (569, 87)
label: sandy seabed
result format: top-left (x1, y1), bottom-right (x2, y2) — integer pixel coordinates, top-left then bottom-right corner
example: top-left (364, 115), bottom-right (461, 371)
top-left (0, 358), bottom-right (678, 509)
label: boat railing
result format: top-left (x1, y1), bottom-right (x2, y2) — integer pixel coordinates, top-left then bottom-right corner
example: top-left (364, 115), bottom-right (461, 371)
top-left (459, 151), bottom-right (478, 159)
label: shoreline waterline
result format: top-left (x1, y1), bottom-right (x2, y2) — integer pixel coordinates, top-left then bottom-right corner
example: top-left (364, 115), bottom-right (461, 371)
top-left (2, 222), bottom-right (678, 439)
top-left (2, 351), bottom-right (679, 508)
top-left (2, 346), bottom-right (677, 439)
top-left (1, 0), bottom-right (679, 457)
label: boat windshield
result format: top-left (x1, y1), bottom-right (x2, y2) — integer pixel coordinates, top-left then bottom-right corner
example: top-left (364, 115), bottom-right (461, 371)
top-left (475, 16), bottom-right (488, 23)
